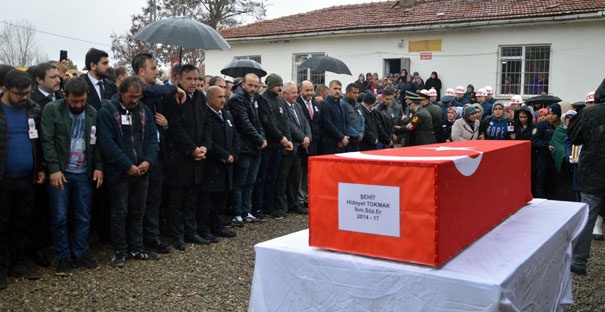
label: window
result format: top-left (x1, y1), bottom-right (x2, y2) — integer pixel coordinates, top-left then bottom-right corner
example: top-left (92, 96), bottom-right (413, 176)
top-left (234, 55), bottom-right (261, 63)
top-left (498, 45), bottom-right (550, 96)
top-left (293, 53), bottom-right (325, 86)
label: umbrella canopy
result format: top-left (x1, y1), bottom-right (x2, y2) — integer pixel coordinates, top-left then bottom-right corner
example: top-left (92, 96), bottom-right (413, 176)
top-left (133, 17), bottom-right (231, 51)
top-left (221, 59), bottom-right (267, 78)
top-left (299, 55), bottom-right (352, 75)
top-left (525, 94), bottom-right (562, 104)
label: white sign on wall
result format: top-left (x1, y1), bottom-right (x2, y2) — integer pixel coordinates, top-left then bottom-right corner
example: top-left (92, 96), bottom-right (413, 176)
top-left (338, 183), bottom-right (400, 237)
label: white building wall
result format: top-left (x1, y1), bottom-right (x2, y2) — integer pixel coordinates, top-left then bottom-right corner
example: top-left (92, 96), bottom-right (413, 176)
top-left (206, 19), bottom-right (605, 102)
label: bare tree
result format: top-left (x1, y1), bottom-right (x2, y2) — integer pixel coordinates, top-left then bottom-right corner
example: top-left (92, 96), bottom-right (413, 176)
top-left (111, 0), bottom-right (267, 67)
top-left (0, 20), bottom-right (48, 67)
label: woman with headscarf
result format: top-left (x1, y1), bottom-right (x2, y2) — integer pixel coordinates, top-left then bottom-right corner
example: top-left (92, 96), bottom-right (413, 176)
top-left (451, 106), bottom-right (480, 141)
top-left (464, 84), bottom-right (476, 103)
top-left (354, 73), bottom-right (367, 93)
top-left (442, 106), bottom-right (459, 142)
top-left (424, 71), bottom-right (442, 101)
top-left (548, 110), bottom-right (576, 201)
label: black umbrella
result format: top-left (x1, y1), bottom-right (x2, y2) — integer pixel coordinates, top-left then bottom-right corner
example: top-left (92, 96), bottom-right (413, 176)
top-left (133, 17), bottom-right (230, 62)
top-left (221, 59), bottom-right (267, 78)
top-left (299, 55), bottom-right (352, 75)
top-left (525, 94), bottom-right (562, 104)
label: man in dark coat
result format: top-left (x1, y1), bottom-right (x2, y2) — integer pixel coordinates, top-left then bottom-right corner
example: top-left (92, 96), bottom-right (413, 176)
top-left (0, 70), bottom-right (45, 287)
top-left (201, 86), bottom-right (240, 239)
top-left (275, 82), bottom-right (311, 217)
top-left (319, 80), bottom-right (349, 154)
top-left (81, 48), bottom-right (117, 110)
top-left (296, 80), bottom-right (320, 208)
top-left (253, 74), bottom-right (292, 220)
top-left (228, 73), bottom-right (267, 225)
top-left (97, 76), bottom-right (159, 267)
top-left (359, 93), bottom-right (380, 151)
top-left (30, 62), bottom-right (63, 109)
top-left (568, 78), bottom-right (605, 276)
top-left (163, 64), bottom-right (212, 249)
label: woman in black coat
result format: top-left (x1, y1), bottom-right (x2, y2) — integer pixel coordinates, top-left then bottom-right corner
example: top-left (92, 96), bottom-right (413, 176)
top-left (424, 71), bottom-right (442, 100)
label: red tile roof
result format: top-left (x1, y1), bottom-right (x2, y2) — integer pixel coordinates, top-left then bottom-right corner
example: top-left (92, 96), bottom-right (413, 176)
top-left (220, 0), bottom-right (605, 39)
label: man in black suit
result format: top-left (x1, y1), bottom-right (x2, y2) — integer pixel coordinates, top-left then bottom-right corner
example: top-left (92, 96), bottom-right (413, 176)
top-left (296, 80), bottom-right (320, 208)
top-left (201, 86), bottom-right (240, 239)
top-left (81, 48), bottom-right (117, 246)
top-left (30, 62), bottom-right (62, 109)
top-left (319, 80), bottom-right (349, 155)
top-left (81, 48), bottom-right (117, 110)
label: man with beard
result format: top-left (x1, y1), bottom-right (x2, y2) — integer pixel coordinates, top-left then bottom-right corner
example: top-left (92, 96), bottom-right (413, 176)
top-left (41, 78), bottom-right (103, 275)
top-left (319, 80), bottom-right (349, 154)
top-left (30, 62), bottom-right (63, 109)
top-left (255, 74), bottom-right (293, 220)
top-left (163, 64), bottom-right (213, 249)
top-left (296, 80), bottom-right (320, 208)
top-left (82, 48), bottom-right (116, 110)
top-left (97, 76), bottom-right (160, 267)
top-left (228, 73), bottom-right (267, 225)
top-left (27, 62), bottom-right (64, 267)
top-left (342, 83), bottom-right (364, 152)
top-left (0, 70), bottom-right (46, 288)
top-left (81, 48), bottom-right (116, 246)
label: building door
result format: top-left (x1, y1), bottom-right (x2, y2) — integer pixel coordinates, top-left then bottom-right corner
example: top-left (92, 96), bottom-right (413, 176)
top-left (384, 58), bottom-right (410, 76)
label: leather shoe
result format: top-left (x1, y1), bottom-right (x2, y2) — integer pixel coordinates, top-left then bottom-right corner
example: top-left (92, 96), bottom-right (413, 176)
top-left (8, 263), bottom-right (41, 280)
top-left (291, 207), bottom-right (308, 215)
top-left (0, 271), bottom-right (6, 289)
top-left (173, 238), bottom-right (186, 251)
top-left (212, 227), bottom-right (236, 238)
top-left (571, 265), bottom-right (587, 276)
top-left (185, 234), bottom-right (210, 245)
top-left (199, 230), bottom-right (218, 243)
top-left (33, 249), bottom-right (50, 267)
top-left (145, 240), bottom-right (171, 254)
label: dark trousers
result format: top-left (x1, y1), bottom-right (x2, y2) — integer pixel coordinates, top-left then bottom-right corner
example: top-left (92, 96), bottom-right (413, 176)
top-left (252, 146), bottom-right (282, 214)
top-left (167, 185), bottom-right (199, 241)
top-left (534, 152), bottom-right (556, 199)
top-left (297, 149), bottom-right (309, 206)
top-left (109, 175), bottom-right (148, 253)
top-left (0, 177), bottom-right (35, 266)
top-left (198, 191), bottom-right (228, 232)
top-left (276, 153), bottom-right (302, 212)
top-left (144, 162), bottom-right (163, 243)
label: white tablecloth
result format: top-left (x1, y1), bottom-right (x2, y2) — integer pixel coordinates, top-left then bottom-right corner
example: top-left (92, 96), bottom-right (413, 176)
top-left (249, 199), bottom-right (587, 312)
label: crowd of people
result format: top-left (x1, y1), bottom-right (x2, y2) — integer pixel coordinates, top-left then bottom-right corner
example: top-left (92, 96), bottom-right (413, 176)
top-left (1, 47), bottom-right (604, 290)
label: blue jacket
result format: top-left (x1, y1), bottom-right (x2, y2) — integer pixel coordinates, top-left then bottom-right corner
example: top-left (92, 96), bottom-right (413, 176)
top-left (97, 94), bottom-right (159, 183)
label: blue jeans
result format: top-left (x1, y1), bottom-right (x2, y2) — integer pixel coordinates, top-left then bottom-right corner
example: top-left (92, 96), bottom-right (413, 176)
top-left (47, 172), bottom-right (93, 260)
top-left (232, 153), bottom-right (261, 217)
top-left (572, 192), bottom-right (604, 270)
top-left (109, 175), bottom-right (148, 253)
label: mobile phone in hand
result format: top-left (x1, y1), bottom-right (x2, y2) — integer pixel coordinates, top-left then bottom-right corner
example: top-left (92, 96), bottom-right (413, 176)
top-left (60, 50), bottom-right (68, 62)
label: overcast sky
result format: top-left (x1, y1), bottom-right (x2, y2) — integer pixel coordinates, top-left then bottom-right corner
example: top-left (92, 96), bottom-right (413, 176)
top-left (2, 0), bottom-right (381, 69)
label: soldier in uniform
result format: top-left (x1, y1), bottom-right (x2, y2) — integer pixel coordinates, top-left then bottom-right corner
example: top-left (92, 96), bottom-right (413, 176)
top-left (399, 92), bottom-right (436, 146)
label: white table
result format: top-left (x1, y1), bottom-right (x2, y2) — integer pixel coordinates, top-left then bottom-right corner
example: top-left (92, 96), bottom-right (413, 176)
top-left (249, 199), bottom-right (587, 312)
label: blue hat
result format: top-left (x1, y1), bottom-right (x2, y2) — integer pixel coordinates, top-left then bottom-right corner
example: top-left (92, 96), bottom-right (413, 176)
top-left (441, 95), bottom-right (454, 103)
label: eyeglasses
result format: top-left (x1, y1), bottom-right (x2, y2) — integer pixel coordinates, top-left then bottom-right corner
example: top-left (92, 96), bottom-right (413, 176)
top-left (8, 89), bottom-right (31, 98)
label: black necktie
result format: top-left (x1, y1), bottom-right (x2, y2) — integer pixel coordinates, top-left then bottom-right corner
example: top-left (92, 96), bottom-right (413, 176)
top-left (218, 111), bottom-right (224, 121)
top-left (97, 81), bottom-right (105, 100)
top-left (47, 94), bottom-right (54, 102)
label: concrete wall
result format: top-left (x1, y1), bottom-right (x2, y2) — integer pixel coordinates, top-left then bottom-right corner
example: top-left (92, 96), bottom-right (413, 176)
top-left (206, 19), bottom-right (605, 102)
